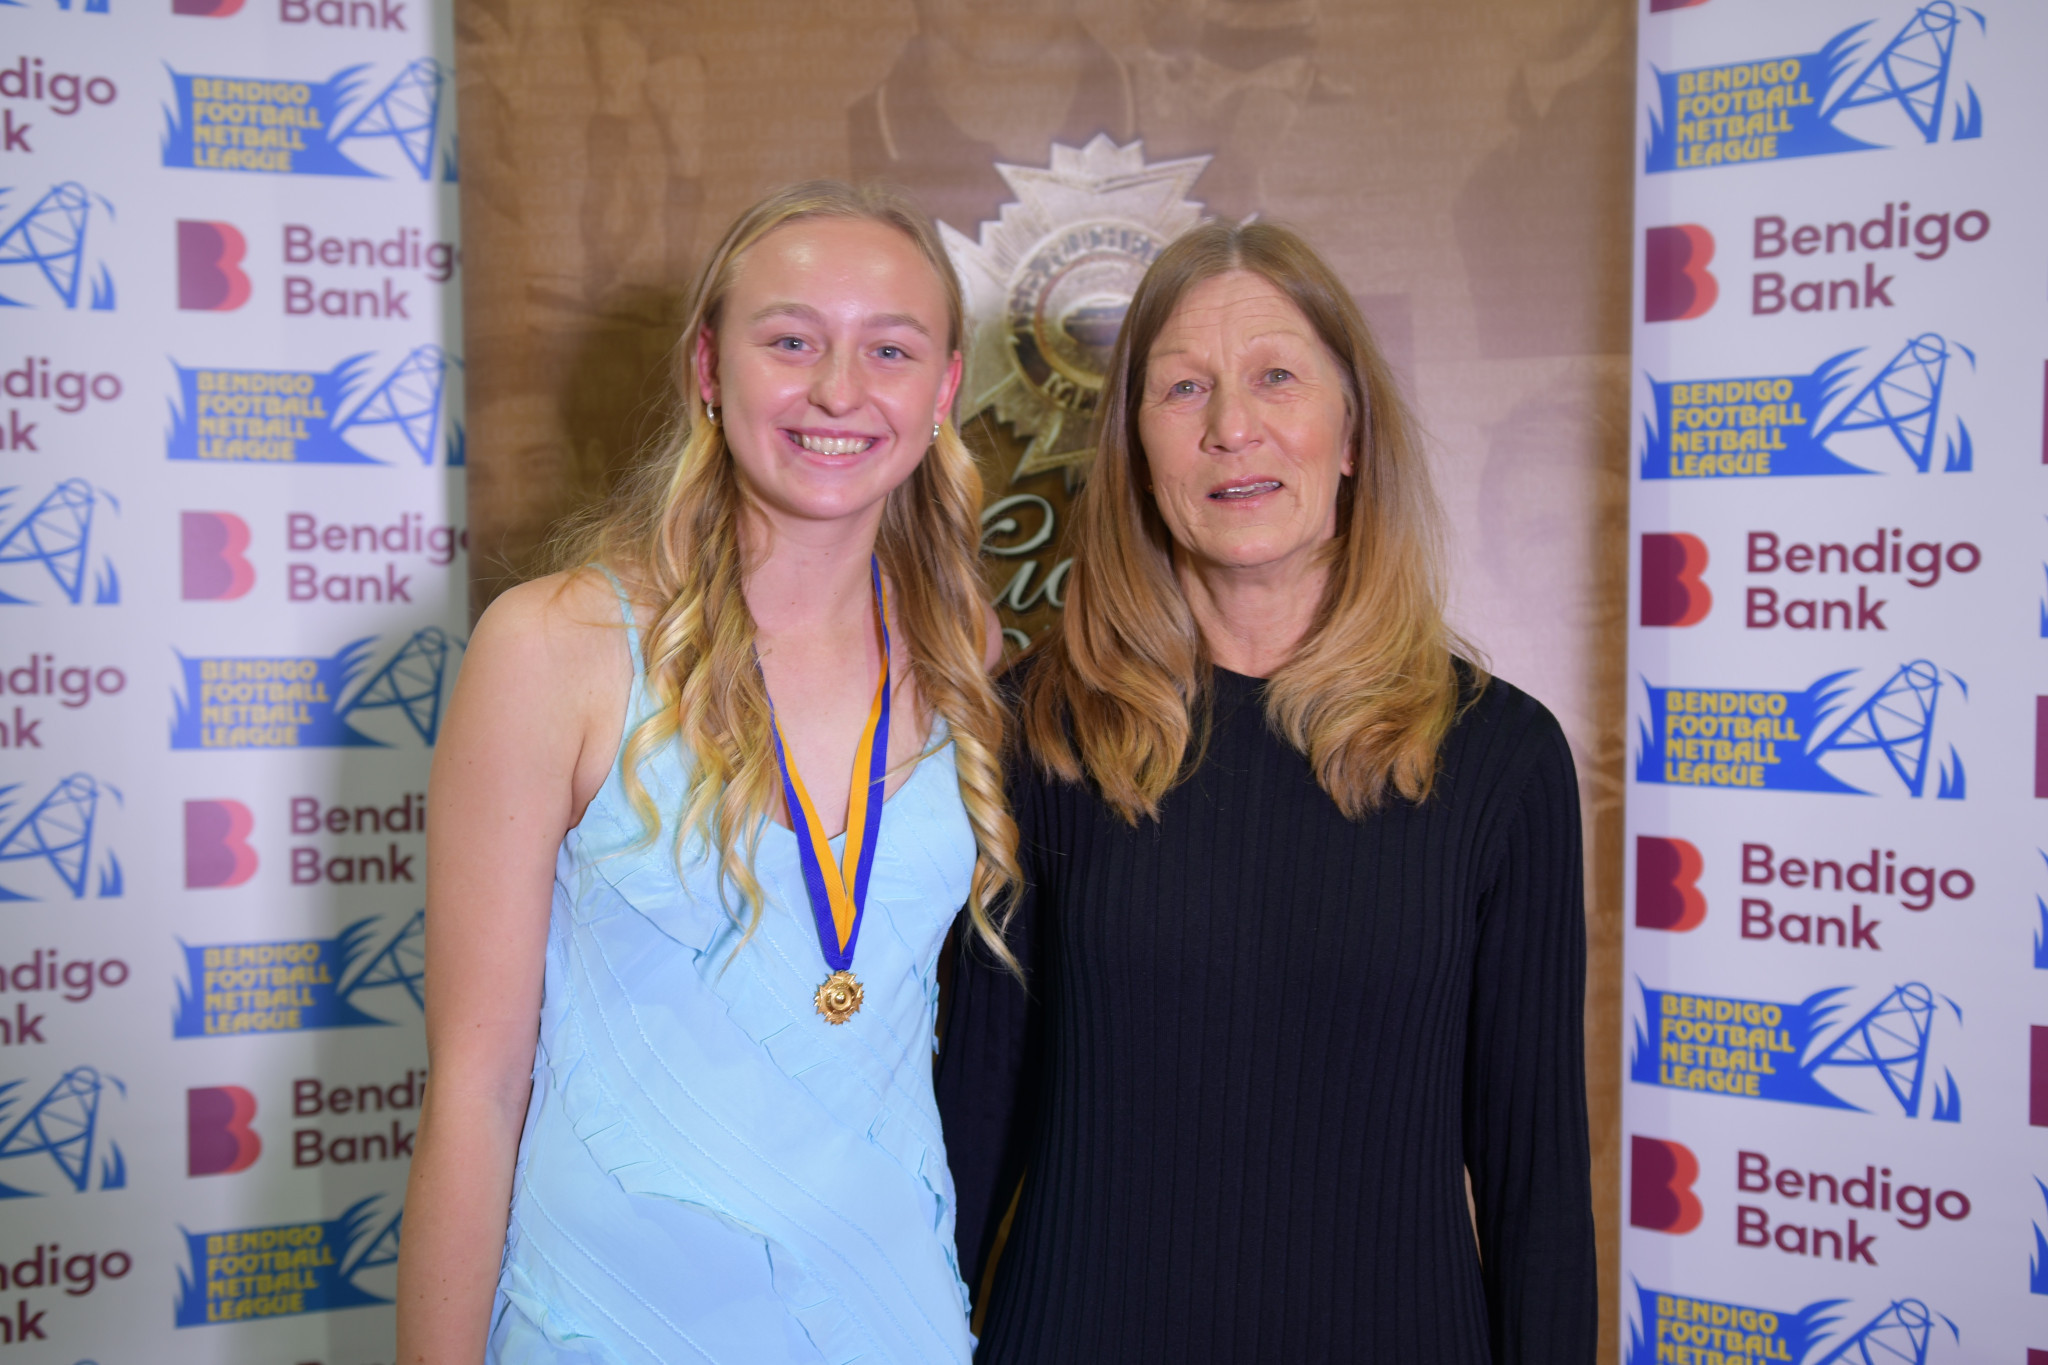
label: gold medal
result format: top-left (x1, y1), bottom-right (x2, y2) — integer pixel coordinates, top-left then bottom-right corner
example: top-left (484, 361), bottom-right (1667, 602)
top-left (814, 970), bottom-right (864, 1025)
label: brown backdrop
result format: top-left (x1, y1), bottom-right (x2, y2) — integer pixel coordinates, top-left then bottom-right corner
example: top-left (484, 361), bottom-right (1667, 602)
top-left (455, 0), bottom-right (1634, 1355)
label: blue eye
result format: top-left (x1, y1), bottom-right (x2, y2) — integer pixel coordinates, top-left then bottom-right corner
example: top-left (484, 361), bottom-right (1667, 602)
top-left (1170, 380), bottom-right (1199, 396)
top-left (774, 336), bottom-right (806, 352)
top-left (1265, 368), bottom-right (1294, 383)
top-left (876, 344), bottom-right (905, 360)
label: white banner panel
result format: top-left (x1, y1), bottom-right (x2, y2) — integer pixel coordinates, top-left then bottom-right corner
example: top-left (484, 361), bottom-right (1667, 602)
top-left (0, 0), bottom-right (461, 1360)
top-left (1624, 2), bottom-right (2047, 1362)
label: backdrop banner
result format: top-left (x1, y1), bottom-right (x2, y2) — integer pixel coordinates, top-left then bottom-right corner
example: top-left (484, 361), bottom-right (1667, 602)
top-left (1622, 1), bottom-right (2046, 1361)
top-left (0, 0), bottom-right (462, 1360)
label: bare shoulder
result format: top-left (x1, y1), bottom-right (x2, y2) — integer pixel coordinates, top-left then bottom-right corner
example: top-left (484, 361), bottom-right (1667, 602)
top-left (457, 570), bottom-right (633, 736)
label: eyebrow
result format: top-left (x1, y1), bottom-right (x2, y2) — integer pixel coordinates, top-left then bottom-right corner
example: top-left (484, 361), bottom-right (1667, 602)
top-left (749, 302), bottom-right (933, 339)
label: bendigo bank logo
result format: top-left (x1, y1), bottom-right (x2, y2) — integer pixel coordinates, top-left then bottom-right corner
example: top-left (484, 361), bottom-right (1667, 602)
top-left (1641, 534), bottom-right (1711, 627)
top-left (1630, 1135), bottom-right (1703, 1233)
top-left (1636, 836), bottom-right (1706, 931)
top-left (181, 512), bottom-right (254, 600)
top-left (0, 182), bottom-right (115, 311)
top-left (1638, 837), bottom-right (1970, 949)
top-left (184, 799), bottom-right (256, 888)
top-left (171, 627), bottom-right (462, 750)
top-left (188, 1072), bottom-right (425, 1178)
top-left (1643, 225), bottom-right (1717, 322)
top-left (1642, 335), bottom-right (1974, 480)
top-left (162, 62), bottom-right (453, 181)
top-left (1645, 3), bottom-right (1985, 175)
top-left (176, 220), bottom-right (250, 311)
top-left (168, 347), bottom-right (463, 466)
top-left (187, 1085), bottom-right (259, 1175)
top-left (0, 775), bottom-right (122, 901)
top-left (174, 0), bottom-right (248, 14)
top-left (0, 1065), bottom-right (126, 1196)
top-left (175, 911), bottom-right (423, 1038)
top-left (0, 480), bottom-right (119, 605)
top-left (176, 1195), bottom-right (401, 1327)
top-left (1631, 980), bottom-right (1962, 1120)
top-left (0, 355), bottom-right (125, 454)
top-left (1635, 662), bottom-right (1966, 796)
top-left (1627, 1285), bottom-right (1960, 1365)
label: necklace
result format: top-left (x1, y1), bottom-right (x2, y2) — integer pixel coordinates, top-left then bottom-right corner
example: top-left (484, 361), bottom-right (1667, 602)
top-left (763, 557), bottom-right (891, 1025)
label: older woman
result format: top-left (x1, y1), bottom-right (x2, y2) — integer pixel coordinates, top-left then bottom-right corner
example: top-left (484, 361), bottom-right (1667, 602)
top-left (936, 221), bottom-right (1596, 1362)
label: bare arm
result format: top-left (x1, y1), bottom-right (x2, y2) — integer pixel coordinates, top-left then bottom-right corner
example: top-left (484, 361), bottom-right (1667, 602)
top-left (397, 571), bottom-right (629, 1365)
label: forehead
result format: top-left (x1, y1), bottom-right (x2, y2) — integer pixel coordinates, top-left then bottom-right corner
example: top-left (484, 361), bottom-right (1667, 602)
top-left (728, 216), bottom-right (949, 324)
top-left (1149, 270), bottom-right (1320, 355)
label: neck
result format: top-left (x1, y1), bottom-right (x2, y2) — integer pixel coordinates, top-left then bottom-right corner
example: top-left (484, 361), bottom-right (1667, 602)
top-left (741, 502), bottom-right (883, 638)
top-left (1176, 552), bottom-right (1329, 679)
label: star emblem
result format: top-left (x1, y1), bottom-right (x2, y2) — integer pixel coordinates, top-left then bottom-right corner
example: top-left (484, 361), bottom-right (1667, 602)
top-left (942, 137), bottom-right (1211, 482)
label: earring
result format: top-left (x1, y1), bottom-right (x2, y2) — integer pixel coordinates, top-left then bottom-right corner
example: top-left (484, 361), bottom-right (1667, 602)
top-left (932, 422), bottom-right (941, 441)
top-left (705, 404), bottom-right (719, 425)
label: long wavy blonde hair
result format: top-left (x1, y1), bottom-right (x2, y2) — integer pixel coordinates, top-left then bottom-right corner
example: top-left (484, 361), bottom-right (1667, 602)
top-left (551, 181), bottom-right (1019, 969)
top-left (1021, 219), bottom-right (1480, 823)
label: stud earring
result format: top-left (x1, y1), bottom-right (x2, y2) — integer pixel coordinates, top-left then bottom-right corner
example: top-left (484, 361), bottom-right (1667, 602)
top-left (932, 422), bottom-right (941, 441)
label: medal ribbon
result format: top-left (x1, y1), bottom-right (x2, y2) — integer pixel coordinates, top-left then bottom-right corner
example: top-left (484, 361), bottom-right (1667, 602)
top-left (765, 557), bottom-right (891, 974)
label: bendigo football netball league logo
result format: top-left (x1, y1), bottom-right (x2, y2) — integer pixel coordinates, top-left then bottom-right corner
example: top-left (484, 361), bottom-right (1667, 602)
top-left (943, 137), bottom-right (1209, 482)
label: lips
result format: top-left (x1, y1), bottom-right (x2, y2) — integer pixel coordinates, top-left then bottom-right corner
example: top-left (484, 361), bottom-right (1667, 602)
top-left (788, 431), bottom-right (878, 456)
top-left (1209, 480), bottom-right (1282, 500)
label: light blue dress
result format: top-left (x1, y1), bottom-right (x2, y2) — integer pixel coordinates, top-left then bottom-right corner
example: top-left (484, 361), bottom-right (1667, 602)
top-left (487, 581), bottom-right (976, 1364)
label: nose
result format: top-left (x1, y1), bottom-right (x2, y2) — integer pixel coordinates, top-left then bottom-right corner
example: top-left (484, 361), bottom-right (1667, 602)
top-left (1202, 379), bottom-right (1256, 454)
top-left (809, 345), bottom-right (863, 416)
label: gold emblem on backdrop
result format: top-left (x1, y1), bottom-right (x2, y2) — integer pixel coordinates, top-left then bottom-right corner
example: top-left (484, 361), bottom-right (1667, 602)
top-left (945, 137), bottom-right (1211, 484)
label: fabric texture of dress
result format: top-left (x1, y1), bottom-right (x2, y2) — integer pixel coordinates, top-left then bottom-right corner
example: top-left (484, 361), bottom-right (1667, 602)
top-left (937, 662), bottom-right (1597, 1363)
top-left (487, 578), bottom-right (976, 1365)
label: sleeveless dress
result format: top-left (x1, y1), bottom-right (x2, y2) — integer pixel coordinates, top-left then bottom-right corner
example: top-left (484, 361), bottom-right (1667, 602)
top-left (487, 579), bottom-right (977, 1364)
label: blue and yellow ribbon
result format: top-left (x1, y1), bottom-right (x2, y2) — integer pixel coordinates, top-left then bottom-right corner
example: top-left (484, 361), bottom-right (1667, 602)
top-left (765, 558), bottom-right (891, 980)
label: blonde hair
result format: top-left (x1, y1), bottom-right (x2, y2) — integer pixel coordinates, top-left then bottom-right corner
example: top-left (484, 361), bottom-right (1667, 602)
top-left (551, 181), bottom-right (1019, 970)
top-left (1021, 219), bottom-right (1480, 822)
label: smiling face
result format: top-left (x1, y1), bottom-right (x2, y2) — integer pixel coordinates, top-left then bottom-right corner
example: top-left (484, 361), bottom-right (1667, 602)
top-left (1136, 269), bottom-right (1354, 585)
top-left (698, 216), bottom-right (962, 536)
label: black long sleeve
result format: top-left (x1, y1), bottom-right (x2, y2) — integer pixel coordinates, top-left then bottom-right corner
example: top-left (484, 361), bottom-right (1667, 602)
top-left (935, 665), bottom-right (1596, 1364)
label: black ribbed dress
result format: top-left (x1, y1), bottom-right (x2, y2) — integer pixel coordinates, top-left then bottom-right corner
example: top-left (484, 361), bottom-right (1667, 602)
top-left (936, 665), bottom-right (1596, 1364)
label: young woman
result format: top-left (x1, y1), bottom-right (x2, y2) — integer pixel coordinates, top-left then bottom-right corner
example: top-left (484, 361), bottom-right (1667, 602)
top-left (397, 182), bottom-right (1016, 1365)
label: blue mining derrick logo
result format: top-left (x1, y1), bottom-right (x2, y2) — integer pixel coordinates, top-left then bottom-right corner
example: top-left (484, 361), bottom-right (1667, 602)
top-left (0, 773), bottom-right (123, 902)
top-left (0, 1065), bottom-right (127, 1198)
top-left (0, 481), bottom-right (119, 605)
top-left (161, 61), bottom-right (454, 181)
top-left (1642, 335), bottom-right (1973, 480)
top-left (2035, 852), bottom-right (2048, 973)
top-left (176, 1195), bottom-right (401, 1327)
top-left (2034, 1179), bottom-right (2048, 1296)
top-left (1635, 662), bottom-right (1967, 798)
top-left (1630, 979), bottom-right (1963, 1121)
top-left (166, 347), bottom-right (462, 466)
top-left (1647, 2), bottom-right (1985, 173)
top-left (1627, 1284), bottom-right (1959, 1365)
top-left (170, 627), bottom-right (462, 751)
top-left (174, 911), bottom-right (423, 1038)
top-left (0, 182), bottom-right (115, 311)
